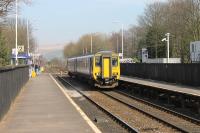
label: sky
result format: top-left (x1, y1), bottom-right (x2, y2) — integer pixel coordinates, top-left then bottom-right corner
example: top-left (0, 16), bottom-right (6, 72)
top-left (20, 0), bottom-right (166, 47)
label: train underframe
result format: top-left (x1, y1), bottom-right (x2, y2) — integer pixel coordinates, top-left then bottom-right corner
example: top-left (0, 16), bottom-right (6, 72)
top-left (95, 76), bottom-right (118, 88)
top-left (68, 72), bottom-right (118, 88)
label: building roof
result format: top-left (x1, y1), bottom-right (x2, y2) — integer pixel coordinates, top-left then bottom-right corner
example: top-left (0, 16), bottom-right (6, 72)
top-left (11, 53), bottom-right (31, 59)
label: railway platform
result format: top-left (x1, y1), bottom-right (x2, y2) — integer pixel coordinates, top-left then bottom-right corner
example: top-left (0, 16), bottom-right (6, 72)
top-left (0, 74), bottom-right (100, 133)
top-left (120, 75), bottom-right (200, 97)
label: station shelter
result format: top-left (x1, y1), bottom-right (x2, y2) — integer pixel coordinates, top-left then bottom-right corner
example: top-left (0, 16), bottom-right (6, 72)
top-left (11, 53), bottom-right (31, 65)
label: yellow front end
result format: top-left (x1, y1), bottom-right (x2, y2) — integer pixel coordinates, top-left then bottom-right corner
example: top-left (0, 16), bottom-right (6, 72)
top-left (111, 54), bottom-right (120, 80)
top-left (92, 52), bottom-right (120, 88)
top-left (93, 54), bottom-right (101, 80)
top-left (103, 57), bottom-right (110, 78)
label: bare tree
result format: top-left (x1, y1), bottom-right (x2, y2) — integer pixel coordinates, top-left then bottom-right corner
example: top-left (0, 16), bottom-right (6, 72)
top-left (2, 18), bottom-right (36, 54)
top-left (0, 0), bottom-right (15, 17)
top-left (0, 0), bottom-right (32, 17)
top-left (63, 0), bottom-right (200, 63)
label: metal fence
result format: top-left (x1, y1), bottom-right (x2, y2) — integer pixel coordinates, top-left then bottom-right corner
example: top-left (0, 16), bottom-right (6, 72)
top-left (120, 63), bottom-right (200, 86)
top-left (0, 65), bottom-right (29, 120)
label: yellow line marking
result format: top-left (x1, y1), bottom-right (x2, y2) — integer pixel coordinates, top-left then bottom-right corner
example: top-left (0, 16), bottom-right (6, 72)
top-left (49, 74), bottom-right (101, 133)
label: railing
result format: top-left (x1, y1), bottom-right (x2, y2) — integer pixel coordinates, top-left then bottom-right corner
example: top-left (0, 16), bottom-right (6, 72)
top-left (120, 63), bottom-right (200, 86)
top-left (0, 65), bottom-right (29, 120)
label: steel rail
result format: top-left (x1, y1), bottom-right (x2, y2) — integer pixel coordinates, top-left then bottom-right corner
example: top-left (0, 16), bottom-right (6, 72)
top-left (58, 76), bottom-right (139, 133)
top-left (100, 90), bottom-right (200, 133)
top-left (116, 90), bottom-right (200, 125)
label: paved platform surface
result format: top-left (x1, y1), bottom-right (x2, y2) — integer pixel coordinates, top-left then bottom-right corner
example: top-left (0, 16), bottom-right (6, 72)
top-left (120, 75), bottom-right (200, 97)
top-left (0, 74), bottom-right (96, 133)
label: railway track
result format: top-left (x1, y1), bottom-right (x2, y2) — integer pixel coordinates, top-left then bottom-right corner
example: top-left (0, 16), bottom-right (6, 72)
top-left (58, 76), bottom-right (139, 133)
top-left (56, 74), bottom-right (200, 132)
top-left (100, 90), bottom-right (200, 133)
top-left (116, 89), bottom-right (200, 125)
top-left (57, 76), bottom-right (189, 133)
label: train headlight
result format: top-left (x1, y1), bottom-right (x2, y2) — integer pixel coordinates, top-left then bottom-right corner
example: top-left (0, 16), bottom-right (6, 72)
top-left (113, 72), bottom-right (118, 76)
top-left (95, 73), bottom-right (101, 76)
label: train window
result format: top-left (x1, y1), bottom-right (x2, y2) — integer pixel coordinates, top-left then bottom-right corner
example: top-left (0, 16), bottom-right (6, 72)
top-left (95, 56), bottom-right (101, 66)
top-left (112, 57), bottom-right (118, 67)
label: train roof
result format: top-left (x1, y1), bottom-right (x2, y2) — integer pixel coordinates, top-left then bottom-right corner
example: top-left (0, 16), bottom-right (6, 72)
top-left (96, 51), bottom-right (114, 54)
top-left (67, 51), bottom-right (118, 61)
top-left (68, 54), bottom-right (93, 60)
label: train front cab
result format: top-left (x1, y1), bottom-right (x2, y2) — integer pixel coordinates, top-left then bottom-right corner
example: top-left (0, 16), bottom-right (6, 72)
top-left (93, 52), bottom-right (120, 88)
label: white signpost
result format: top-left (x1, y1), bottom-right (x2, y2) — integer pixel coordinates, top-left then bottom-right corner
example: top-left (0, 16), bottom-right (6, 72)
top-left (17, 45), bottom-right (24, 53)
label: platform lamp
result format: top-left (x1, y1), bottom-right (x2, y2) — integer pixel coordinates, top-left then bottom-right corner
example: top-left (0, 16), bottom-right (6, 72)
top-left (90, 32), bottom-right (101, 54)
top-left (112, 21), bottom-right (124, 59)
top-left (162, 33), bottom-right (170, 63)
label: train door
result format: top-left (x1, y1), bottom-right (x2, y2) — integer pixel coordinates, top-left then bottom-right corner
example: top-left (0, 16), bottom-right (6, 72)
top-left (102, 57), bottom-right (111, 78)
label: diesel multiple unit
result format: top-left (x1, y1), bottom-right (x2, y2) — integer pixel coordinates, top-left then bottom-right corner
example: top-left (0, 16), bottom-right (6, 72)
top-left (67, 51), bottom-right (120, 88)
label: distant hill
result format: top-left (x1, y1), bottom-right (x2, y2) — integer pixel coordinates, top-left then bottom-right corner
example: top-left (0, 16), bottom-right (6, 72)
top-left (43, 49), bottom-right (63, 60)
top-left (39, 44), bottom-right (65, 60)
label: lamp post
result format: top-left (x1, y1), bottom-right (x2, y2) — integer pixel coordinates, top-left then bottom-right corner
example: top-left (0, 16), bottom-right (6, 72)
top-left (121, 24), bottom-right (124, 59)
top-left (90, 35), bottom-right (93, 54)
top-left (27, 19), bottom-right (30, 56)
top-left (90, 32), bottom-right (101, 54)
top-left (116, 34), bottom-right (119, 53)
top-left (15, 0), bottom-right (18, 65)
top-left (112, 21), bottom-right (124, 59)
top-left (162, 33), bottom-right (170, 63)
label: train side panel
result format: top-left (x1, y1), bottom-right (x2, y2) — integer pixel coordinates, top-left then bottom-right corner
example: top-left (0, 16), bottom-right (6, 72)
top-left (68, 55), bottom-right (94, 79)
top-left (77, 57), bottom-right (90, 76)
top-left (67, 58), bottom-right (76, 74)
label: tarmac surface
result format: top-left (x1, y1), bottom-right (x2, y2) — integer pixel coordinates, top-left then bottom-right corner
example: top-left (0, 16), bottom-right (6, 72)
top-left (0, 74), bottom-right (98, 133)
top-left (120, 75), bottom-right (200, 97)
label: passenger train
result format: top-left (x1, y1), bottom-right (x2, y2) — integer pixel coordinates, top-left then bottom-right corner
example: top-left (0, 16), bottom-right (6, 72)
top-left (67, 51), bottom-right (120, 88)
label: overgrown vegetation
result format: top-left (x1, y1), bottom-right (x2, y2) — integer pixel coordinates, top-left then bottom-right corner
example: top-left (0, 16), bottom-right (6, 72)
top-left (63, 0), bottom-right (200, 63)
